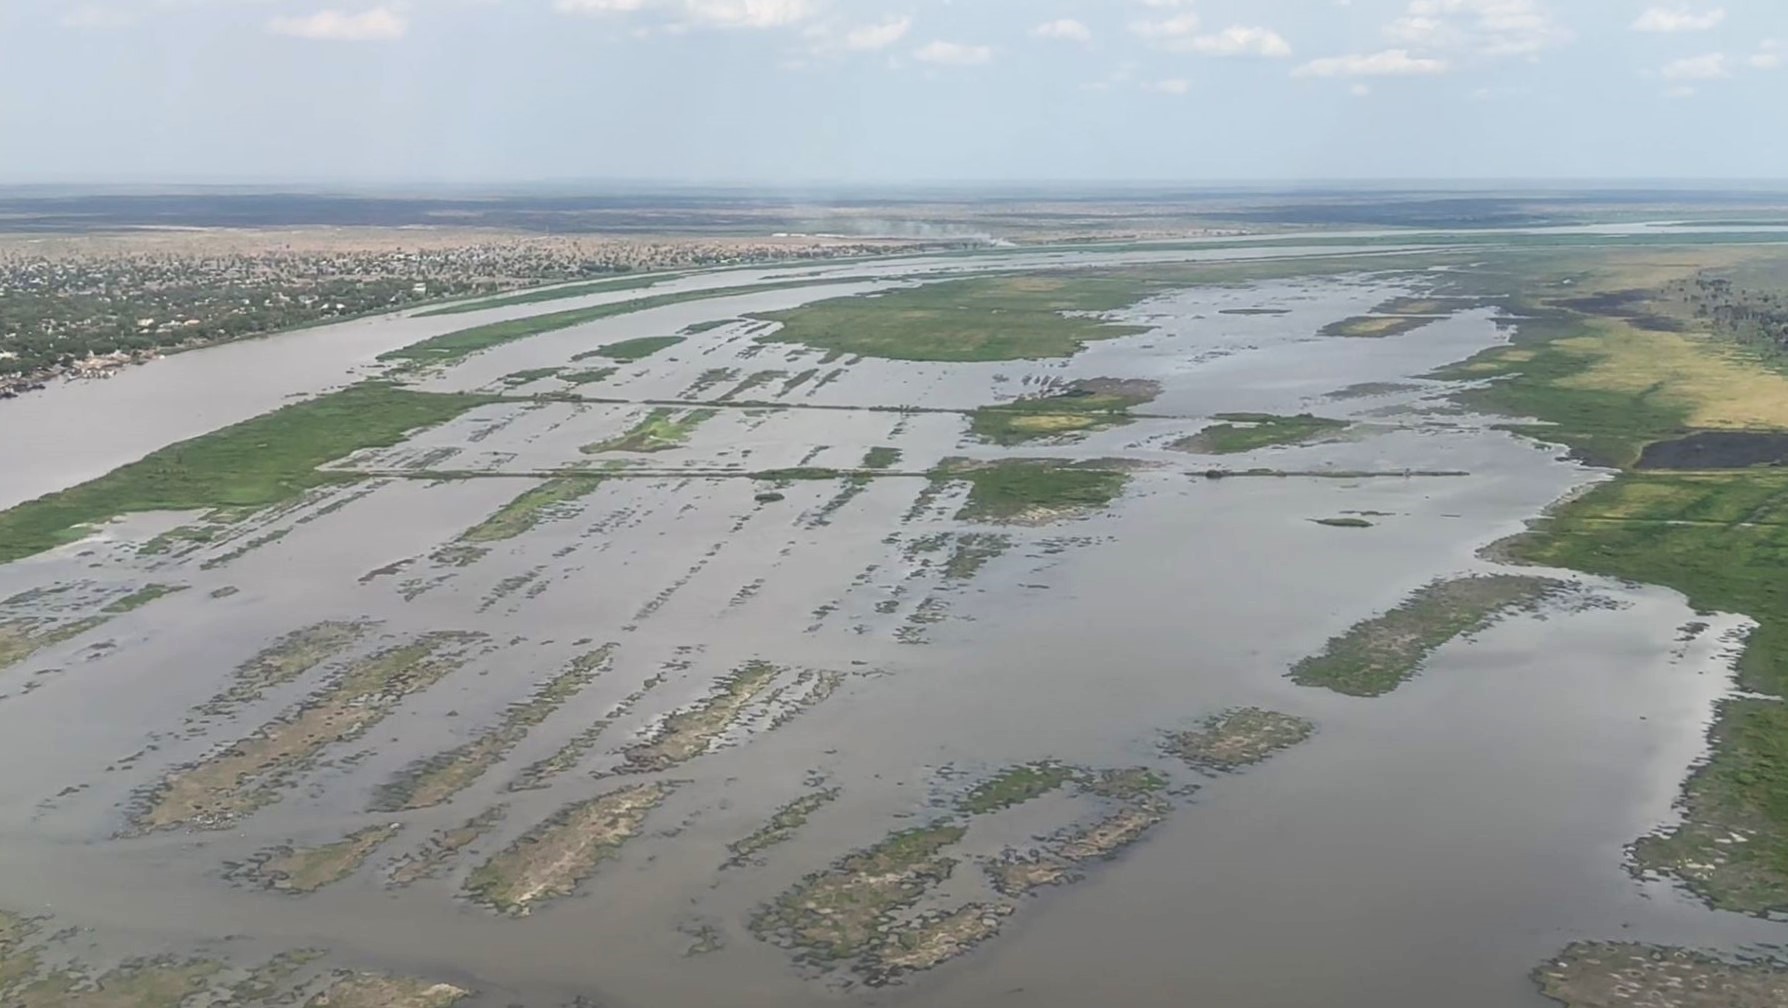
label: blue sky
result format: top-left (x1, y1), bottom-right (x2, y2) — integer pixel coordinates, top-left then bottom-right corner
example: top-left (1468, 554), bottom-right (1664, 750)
top-left (2, 0), bottom-right (1783, 183)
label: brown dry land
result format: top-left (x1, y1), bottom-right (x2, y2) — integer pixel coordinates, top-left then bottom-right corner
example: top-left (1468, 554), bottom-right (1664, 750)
top-left (231, 824), bottom-right (403, 895)
top-left (306, 973), bottom-right (470, 1008)
top-left (863, 904), bottom-right (1015, 985)
top-left (1534, 944), bottom-right (1788, 1008)
top-left (1166, 708), bottom-right (1316, 772)
top-left (618, 660), bottom-right (784, 772)
top-left (465, 782), bottom-right (675, 915)
top-left (387, 807), bottom-right (507, 888)
top-left (373, 645), bottom-right (615, 811)
top-left (136, 632), bottom-right (482, 832)
top-left (751, 823), bottom-right (967, 964)
top-left (196, 621), bottom-right (371, 720)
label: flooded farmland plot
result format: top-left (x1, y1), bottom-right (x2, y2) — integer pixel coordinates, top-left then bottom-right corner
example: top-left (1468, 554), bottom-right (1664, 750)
top-left (1, 237), bottom-right (1784, 1008)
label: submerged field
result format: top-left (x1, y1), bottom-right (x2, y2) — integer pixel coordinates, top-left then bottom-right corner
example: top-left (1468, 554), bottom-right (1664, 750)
top-left (0, 232), bottom-right (1785, 1008)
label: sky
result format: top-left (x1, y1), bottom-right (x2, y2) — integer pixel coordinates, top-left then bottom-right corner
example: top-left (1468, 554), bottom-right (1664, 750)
top-left (1, 0), bottom-right (1784, 184)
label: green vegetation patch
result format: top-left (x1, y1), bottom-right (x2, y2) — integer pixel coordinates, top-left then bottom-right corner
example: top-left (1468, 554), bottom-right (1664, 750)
top-left (458, 476), bottom-right (605, 543)
top-left (1291, 574), bottom-right (1566, 697)
top-left (231, 823), bottom-right (402, 894)
top-left (1511, 471), bottom-right (1788, 912)
top-left (726, 788), bottom-right (841, 867)
top-left (389, 279), bottom-right (858, 366)
top-left (497, 367), bottom-right (561, 387)
top-left (1175, 413), bottom-right (1349, 455)
top-left (373, 645), bottom-right (615, 812)
top-left (938, 458), bottom-right (1131, 525)
top-left (943, 533), bottom-right (1012, 579)
top-left (1534, 943), bottom-right (1788, 1008)
top-left (862, 446), bottom-right (903, 470)
top-left (418, 273), bottom-right (663, 317)
top-left (1319, 315), bottom-right (1438, 340)
top-left (1165, 708), bottom-right (1316, 772)
top-left (559, 367), bottom-right (617, 385)
top-left (582, 408), bottom-right (717, 454)
top-left (755, 274), bottom-right (1155, 362)
top-left (753, 467), bottom-right (843, 483)
top-left (0, 383), bottom-right (493, 565)
top-left (6, 958), bottom-right (224, 1008)
top-left (575, 335), bottom-right (685, 363)
top-left (958, 763), bottom-right (1076, 814)
top-left (969, 378), bottom-right (1162, 446)
top-left (750, 822), bottom-right (967, 963)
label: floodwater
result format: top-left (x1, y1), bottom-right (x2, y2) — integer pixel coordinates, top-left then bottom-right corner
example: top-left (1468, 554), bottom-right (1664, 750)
top-left (0, 237), bottom-right (1780, 1007)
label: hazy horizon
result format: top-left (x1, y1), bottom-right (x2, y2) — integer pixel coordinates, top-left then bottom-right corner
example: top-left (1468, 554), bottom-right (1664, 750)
top-left (4, 0), bottom-right (1785, 185)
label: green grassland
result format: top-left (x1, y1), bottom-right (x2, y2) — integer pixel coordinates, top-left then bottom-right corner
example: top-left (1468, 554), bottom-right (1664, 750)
top-left (754, 274), bottom-right (1156, 362)
top-left (459, 476), bottom-right (606, 543)
top-left (574, 336), bottom-right (684, 362)
top-left (417, 274), bottom-right (666, 317)
top-left (968, 379), bottom-right (1160, 446)
top-left (1290, 575), bottom-right (1564, 697)
top-left (0, 383), bottom-right (494, 565)
top-left (1175, 414), bottom-right (1349, 455)
top-left (581, 408), bottom-right (717, 454)
top-left (384, 278), bottom-right (859, 366)
top-left (1434, 246), bottom-right (1788, 914)
top-left (938, 459), bottom-right (1131, 524)
top-left (1513, 472), bottom-right (1788, 912)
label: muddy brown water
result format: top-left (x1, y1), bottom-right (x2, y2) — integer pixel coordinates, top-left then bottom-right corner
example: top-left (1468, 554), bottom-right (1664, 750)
top-left (0, 238), bottom-right (1783, 1007)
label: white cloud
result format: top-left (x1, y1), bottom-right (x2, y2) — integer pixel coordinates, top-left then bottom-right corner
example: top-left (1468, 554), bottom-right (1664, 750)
top-left (1147, 78), bottom-right (1191, 94)
top-left (268, 8), bottom-right (408, 42)
top-left (1130, 11), bottom-right (1201, 47)
top-left (1632, 6), bottom-right (1726, 33)
top-left (1661, 51), bottom-right (1730, 79)
top-left (1033, 19), bottom-right (1092, 43)
top-left (1750, 40), bottom-right (1782, 70)
top-left (1293, 48), bottom-right (1448, 77)
top-left (555, 0), bottom-right (817, 29)
top-left (843, 17), bottom-right (909, 50)
top-left (913, 40), bottom-right (992, 66)
top-left (684, 0), bottom-right (814, 28)
top-left (1190, 26), bottom-right (1292, 57)
top-left (1385, 0), bottom-right (1570, 57)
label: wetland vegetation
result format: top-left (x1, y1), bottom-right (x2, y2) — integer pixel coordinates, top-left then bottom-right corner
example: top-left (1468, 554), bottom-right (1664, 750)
top-left (756, 274), bottom-right (1152, 362)
top-left (1165, 709), bottom-right (1316, 772)
top-left (936, 458), bottom-right (1131, 525)
top-left (0, 383), bottom-right (493, 564)
top-left (136, 632), bottom-right (484, 832)
top-left (581, 408), bottom-right (717, 454)
top-left (372, 645), bottom-right (615, 811)
top-left (1290, 575), bottom-right (1565, 697)
top-left (1535, 943), bottom-right (1788, 1008)
top-left (1174, 413), bottom-right (1349, 455)
top-left (457, 476), bottom-right (606, 543)
top-left (466, 782), bottom-right (676, 915)
top-left (725, 788), bottom-right (841, 867)
top-left (967, 378), bottom-right (1160, 445)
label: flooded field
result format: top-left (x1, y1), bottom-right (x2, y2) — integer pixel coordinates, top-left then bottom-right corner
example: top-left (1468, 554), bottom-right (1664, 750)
top-left (0, 235), bottom-right (1781, 1007)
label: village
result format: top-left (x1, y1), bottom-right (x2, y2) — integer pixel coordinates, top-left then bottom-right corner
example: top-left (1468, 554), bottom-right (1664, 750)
top-left (0, 231), bottom-right (940, 397)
